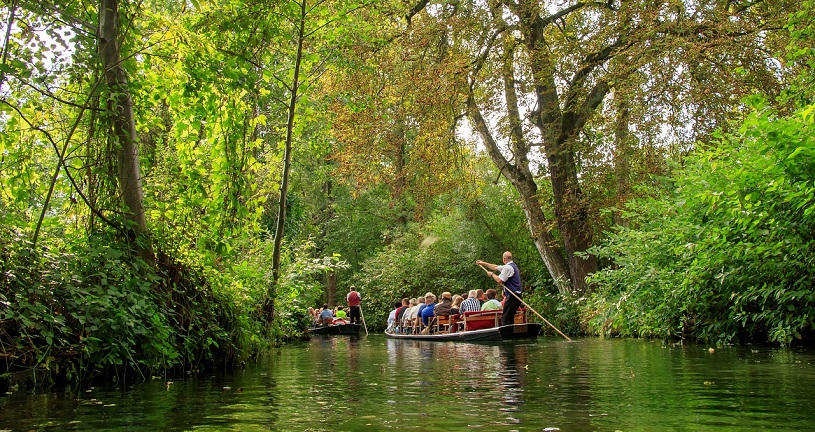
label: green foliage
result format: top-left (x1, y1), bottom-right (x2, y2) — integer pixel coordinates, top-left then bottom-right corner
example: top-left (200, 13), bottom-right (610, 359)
top-left (349, 169), bottom-right (555, 330)
top-left (0, 0), bottom-right (806, 394)
top-left (586, 97), bottom-right (815, 345)
top-left (273, 240), bottom-right (348, 338)
top-left (523, 289), bottom-right (583, 336)
top-left (0, 0), bottom-right (370, 387)
top-left (0, 220), bottom-right (277, 383)
top-left (1, 231), bottom-right (169, 379)
top-left (783, 0), bottom-right (815, 100)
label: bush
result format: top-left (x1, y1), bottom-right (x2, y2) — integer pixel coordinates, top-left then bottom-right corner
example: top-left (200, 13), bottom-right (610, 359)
top-left (587, 98), bottom-right (815, 345)
top-left (0, 229), bottom-right (267, 385)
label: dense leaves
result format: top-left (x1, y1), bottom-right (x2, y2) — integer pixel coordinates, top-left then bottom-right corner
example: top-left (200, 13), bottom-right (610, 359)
top-left (586, 98), bottom-right (815, 344)
top-left (0, 229), bottom-right (258, 382)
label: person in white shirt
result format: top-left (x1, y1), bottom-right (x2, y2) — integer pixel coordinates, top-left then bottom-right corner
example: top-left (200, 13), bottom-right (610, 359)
top-left (386, 301), bottom-right (400, 330)
top-left (477, 251), bottom-right (523, 326)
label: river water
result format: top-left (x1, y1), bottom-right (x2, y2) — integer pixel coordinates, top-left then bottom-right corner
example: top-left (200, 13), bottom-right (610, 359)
top-left (1, 336), bottom-right (814, 431)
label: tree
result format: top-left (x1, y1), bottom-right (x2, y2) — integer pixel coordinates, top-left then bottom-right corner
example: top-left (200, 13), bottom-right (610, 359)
top-left (327, 1), bottom-right (473, 228)
top-left (402, 0), bottom-right (797, 294)
top-left (271, 0), bottom-right (308, 287)
top-left (256, 0), bottom-right (361, 320)
top-left (1, 1), bottom-right (154, 257)
top-left (98, 0), bottom-right (151, 257)
top-left (587, 96), bottom-right (815, 344)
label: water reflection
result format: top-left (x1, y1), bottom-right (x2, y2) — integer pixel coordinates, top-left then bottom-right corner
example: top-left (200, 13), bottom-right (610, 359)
top-left (382, 338), bottom-right (535, 427)
top-left (2, 337), bottom-right (815, 431)
top-left (498, 344), bottom-right (526, 411)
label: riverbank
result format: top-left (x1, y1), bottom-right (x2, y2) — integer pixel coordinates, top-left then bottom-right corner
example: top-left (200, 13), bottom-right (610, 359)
top-left (0, 235), bottom-right (283, 393)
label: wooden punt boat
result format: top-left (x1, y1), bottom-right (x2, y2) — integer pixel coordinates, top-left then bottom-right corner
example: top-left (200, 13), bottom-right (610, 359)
top-left (384, 309), bottom-right (541, 342)
top-left (307, 319), bottom-right (362, 335)
top-left (385, 322), bottom-right (541, 342)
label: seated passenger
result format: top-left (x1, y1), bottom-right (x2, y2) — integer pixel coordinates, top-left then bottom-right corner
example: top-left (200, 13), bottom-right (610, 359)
top-left (450, 295), bottom-right (464, 315)
top-left (401, 298), bottom-right (417, 326)
top-left (481, 288), bottom-right (502, 311)
top-left (318, 304), bottom-right (334, 325)
top-left (386, 301), bottom-right (401, 330)
top-left (335, 305), bottom-right (347, 318)
top-left (404, 297), bottom-right (424, 333)
top-left (421, 293), bottom-right (437, 325)
top-left (459, 290), bottom-right (481, 313)
top-left (434, 292), bottom-right (453, 317)
top-left (415, 296), bottom-right (428, 317)
top-left (406, 297), bottom-right (423, 320)
top-left (395, 298), bottom-right (410, 324)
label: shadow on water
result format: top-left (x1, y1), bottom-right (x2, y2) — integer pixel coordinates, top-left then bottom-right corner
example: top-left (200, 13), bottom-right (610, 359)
top-left (1, 337), bottom-right (815, 431)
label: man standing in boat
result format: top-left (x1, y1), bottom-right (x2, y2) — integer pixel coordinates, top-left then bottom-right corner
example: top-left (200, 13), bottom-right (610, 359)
top-left (347, 285), bottom-right (362, 325)
top-left (476, 251), bottom-right (522, 326)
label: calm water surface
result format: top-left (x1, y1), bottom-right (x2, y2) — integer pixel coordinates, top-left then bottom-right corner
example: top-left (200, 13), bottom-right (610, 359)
top-left (1, 336), bottom-right (814, 431)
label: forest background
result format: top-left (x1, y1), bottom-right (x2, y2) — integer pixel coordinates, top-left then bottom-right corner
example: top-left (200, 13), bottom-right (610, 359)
top-left (0, 0), bottom-right (813, 387)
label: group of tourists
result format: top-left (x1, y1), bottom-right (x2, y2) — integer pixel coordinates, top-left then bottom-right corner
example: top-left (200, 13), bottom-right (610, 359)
top-left (306, 251), bottom-right (523, 335)
top-left (308, 286), bottom-right (363, 326)
top-left (386, 288), bottom-right (505, 332)
top-left (386, 251), bottom-right (523, 333)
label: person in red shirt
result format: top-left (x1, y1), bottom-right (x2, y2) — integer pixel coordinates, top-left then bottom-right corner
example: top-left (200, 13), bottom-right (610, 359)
top-left (347, 286), bottom-right (362, 325)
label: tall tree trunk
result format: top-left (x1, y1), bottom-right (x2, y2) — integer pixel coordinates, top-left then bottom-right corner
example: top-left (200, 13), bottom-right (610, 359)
top-left (613, 98), bottom-right (631, 228)
top-left (543, 134), bottom-right (596, 294)
top-left (514, 173), bottom-right (572, 291)
top-left (320, 175), bottom-right (336, 307)
top-left (98, 0), bottom-right (151, 258)
top-left (516, 0), bottom-right (601, 294)
top-left (325, 271), bottom-right (337, 307)
top-left (467, 95), bottom-right (570, 288)
top-left (268, 0), bottom-right (307, 321)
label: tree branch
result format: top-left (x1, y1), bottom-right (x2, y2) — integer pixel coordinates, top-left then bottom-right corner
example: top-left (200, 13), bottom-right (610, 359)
top-left (468, 23), bottom-right (511, 91)
top-left (467, 94), bottom-right (509, 167)
top-left (502, 43), bottom-right (527, 159)
top-left (406, 0), bottom-right (430, 25)
top-left (0, 96), bottom-right (124, 242)
top-left (16, 0), bottom-right (96, 35)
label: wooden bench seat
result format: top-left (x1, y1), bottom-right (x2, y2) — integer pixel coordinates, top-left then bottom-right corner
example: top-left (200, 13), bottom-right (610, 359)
top-left (462, 310), bottom-right (501, 331)
top-left (461, 308), bottom-right (528, 331)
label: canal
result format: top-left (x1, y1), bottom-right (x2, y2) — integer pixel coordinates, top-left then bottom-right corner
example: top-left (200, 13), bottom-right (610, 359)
top-left (1, 336), bottom-right (814, 431)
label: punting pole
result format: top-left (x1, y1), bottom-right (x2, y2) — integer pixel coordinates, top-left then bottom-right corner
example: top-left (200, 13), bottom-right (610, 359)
top-left (359, 305), bottom-right (369, 336)
top-left (478, 263), bottom-right (572, 342)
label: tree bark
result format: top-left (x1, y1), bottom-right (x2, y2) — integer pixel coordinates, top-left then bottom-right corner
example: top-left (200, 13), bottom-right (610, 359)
top-left (613, 97), bottom-right (632, 228)
top-left (466, 95), bottom-right (571, 288)
top-left (516, 0), bottom-right (599, 294)
top-left (542, 133), bottom-right (597, 295)
top-left (326, 270), bottom-right (337, 308)
top-left (98, 0), bottom-right (152, 258)
top-left (269, 0), bottom-right (307, 321)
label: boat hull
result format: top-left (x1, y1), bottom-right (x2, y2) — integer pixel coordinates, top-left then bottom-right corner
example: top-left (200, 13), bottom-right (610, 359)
top-left (308, 323), bottom-right (362, 335)
top-left (384, 323), bottom-right (542, 342)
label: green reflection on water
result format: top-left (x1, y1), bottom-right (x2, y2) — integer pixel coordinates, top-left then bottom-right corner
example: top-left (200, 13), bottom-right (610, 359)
top-left (2, 337), bottom-right (814, 431)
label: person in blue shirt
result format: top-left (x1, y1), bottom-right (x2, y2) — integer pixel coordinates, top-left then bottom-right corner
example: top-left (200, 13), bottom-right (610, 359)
top-left (415, 296), bottom-right (427, 317)
top-left (318, 304), bottom-right (334, 325)
top-left (420, 293), bottom-right (436, 326)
